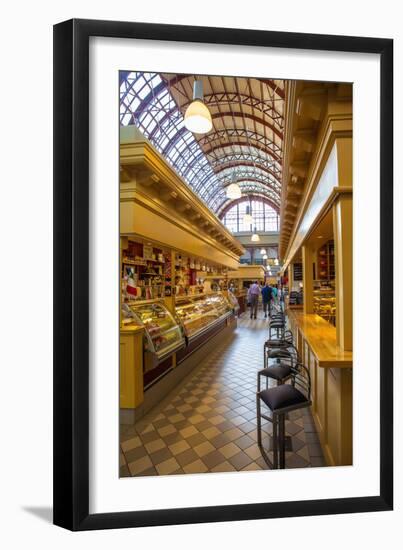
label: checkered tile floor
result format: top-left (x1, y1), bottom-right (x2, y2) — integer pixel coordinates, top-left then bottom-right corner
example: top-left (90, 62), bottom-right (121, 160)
top-left (120, 312), bottom-right (326, 477)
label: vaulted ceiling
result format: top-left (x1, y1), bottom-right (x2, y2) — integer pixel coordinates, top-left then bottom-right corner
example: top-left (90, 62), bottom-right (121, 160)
top-left (120, 72), bottom-right (284, 216)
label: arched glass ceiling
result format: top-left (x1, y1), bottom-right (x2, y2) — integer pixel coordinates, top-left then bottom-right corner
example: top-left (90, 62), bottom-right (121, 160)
top-left (120, 72), bottom-right (284, 214)
top-left (120, 72), bottom-right (216, 188)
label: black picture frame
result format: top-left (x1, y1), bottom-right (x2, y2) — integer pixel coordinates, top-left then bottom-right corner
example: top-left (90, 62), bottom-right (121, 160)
top-left (53, 18), bottom-right (393, 531)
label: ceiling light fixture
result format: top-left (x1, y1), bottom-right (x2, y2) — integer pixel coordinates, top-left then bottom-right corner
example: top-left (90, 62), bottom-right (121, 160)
top-left (263, 254), bottom-right (268, 260)
top-left (184, 80), bottom-right (213, 134)
top-left (274, 258), bottom-right (279, 265)
top-left (251, 227), bottom-right (260, 242)
top-left (226, 172), bottom-right (242, 199)
top-left (260, 248), bottom-right (267, 255)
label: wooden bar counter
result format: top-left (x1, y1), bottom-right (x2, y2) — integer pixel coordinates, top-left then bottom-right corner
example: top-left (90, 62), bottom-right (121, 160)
top-left (287, 309), bottom-right (352, 467)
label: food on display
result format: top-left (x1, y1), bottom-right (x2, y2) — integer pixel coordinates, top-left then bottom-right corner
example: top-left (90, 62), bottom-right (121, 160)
top-left (175, 293), bottom-right (232, 339)
top-left (127, 301), bottom-right (184, 356)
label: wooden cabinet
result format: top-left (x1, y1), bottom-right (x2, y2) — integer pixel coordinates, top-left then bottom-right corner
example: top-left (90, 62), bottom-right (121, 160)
top-left (120, 327), bottom-right (144, 415)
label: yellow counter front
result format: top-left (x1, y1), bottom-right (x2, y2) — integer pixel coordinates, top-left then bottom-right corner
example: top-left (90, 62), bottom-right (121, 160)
top-left (120, 325), bottom-right (145, 423)
top-left (287, 309), bottom-right (352, 466)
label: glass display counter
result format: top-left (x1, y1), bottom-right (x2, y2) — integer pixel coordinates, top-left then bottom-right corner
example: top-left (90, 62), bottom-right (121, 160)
top-left (313, 289), bottom-right (336, 325)
top-left (126, 300), bottom-right (185, 360)
top-left (175, 293), bottom-right (232, 341)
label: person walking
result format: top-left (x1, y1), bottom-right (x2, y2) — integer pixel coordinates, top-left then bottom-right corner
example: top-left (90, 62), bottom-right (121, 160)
top-left (247, 280), bottom-right (260, 319)
top-left (261, 282), bottom-right (273, 318)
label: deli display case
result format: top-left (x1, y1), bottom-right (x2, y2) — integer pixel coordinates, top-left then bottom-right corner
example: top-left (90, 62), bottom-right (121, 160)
top-left (125, 300), bottom-right (185, 364)
top-left (175, 293), bottom-right (233, 341)
top-left (313, 288), bottom-right (336, 326)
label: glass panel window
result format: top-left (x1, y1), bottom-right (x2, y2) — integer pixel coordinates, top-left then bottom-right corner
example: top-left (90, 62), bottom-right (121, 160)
top-left (221, 199), bottom-right (279, 234)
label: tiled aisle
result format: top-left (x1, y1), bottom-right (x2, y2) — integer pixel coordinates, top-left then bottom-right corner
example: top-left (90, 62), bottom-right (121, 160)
top-left (120, 312), bottom-right (326, 477)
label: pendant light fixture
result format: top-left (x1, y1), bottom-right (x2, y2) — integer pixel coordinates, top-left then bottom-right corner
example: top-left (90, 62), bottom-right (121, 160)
top-left (243, 200), bottom-right (253, 224)
top-left (274, 258), bottom-right (279, 266)
top-left (184, 80), bottom-right (213, 134)
top-left (263, 254), bottom-right (268, 260)
top-left (251, 227), bottom-right (260, 242)
top-left (260, 248), bottom-right (267, 255)
top-left (226, 171), bottom-right (242, 200)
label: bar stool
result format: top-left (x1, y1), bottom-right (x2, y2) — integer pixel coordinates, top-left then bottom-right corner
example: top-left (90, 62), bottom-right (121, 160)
top-left (268, 312), bottom-right (286, 339)
top-left (263, 330), bottom-right (297, 369)
top-left (264, 329), bottom-right (293, 349)
top-left (261, 334), bottom-right (300, 389)
top-left (256, 363), bottom-right (312, 469)
top-left (257, 362), bottom-right (293, 391)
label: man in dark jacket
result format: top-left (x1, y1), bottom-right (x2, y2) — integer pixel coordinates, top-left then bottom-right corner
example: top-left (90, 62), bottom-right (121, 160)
top-left (261, 282), bottom-right (273, 318)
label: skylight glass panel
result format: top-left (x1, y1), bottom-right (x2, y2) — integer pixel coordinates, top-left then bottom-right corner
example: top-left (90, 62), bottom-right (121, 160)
top-left (119, 72), bottom-right (282, 213)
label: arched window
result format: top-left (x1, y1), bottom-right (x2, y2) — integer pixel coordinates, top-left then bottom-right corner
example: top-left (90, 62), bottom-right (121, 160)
top-left (221, 199), bottom-right (279, 233)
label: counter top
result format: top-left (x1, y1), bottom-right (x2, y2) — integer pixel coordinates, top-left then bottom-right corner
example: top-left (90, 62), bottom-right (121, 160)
top-left (120, 324), bottom-right (145, 334)
top-left (288, 309), bottom-right (352, 368)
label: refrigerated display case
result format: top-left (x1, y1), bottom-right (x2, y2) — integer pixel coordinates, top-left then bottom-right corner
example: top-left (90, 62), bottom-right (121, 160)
top-left (313, 288), bottom-right (336, 326)
top-left (175, 293), bottom-right (233, 341)
top-left (126, 300), bottom-right (185, 362)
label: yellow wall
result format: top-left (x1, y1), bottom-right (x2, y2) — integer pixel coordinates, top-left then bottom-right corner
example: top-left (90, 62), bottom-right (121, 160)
top-left (121, 200), bottom-right (240, 270)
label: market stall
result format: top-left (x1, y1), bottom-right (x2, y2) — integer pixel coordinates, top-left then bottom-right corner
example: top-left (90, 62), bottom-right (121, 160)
top-left (119, 127), bottom-right (244, 422)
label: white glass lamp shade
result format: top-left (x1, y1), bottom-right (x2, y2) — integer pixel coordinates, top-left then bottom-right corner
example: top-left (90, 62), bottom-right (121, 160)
top-left (251, 228), bottom-right (260, 242)
top-left (184, 99), bottom-right (212, 134)
top-left (226, 182), bottom-right (242, 199)
top-left (263, 254), bottom-right (268, 260)
top-left (274, 258), bottom-right (279, 265)
top-left (260, 248), bottom-right (266, 255)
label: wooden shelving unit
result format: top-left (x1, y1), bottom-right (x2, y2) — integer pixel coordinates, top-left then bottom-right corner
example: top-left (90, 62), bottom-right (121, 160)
top-left (122, 240), bottom-right (165, 300)
top-left (293, 262), bottom-right (303, 281)
top-left (317, 240), bottom-right (335, 281)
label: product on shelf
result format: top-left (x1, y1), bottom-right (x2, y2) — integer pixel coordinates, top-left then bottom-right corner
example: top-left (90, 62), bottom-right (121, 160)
top-left (313, 288), bottom-right (336, 326)
top-left (293, 262), bottom-right (303, 281)
top-left (317, 240), bottom-right (335, 280)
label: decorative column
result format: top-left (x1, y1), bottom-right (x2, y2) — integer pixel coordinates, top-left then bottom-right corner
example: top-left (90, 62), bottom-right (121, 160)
top-left (333, 192), bottom-right (353, 351)
top-left (288, 263), bottom-right (294, 292)
top-left (302, 244), bottom-right (315, 314)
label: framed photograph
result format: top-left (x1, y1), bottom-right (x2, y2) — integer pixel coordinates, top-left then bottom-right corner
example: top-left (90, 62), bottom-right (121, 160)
top-left (53, 19), bottom-right (393, 531)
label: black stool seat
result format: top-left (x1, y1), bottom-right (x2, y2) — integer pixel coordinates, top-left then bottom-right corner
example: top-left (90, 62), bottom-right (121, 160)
top-left (258, 364), bottom-right (291, 381)
top-left (269, 321), bottom-right (285, 328)
top-left (259, 384), bottom-right (307, 411)
top-left (265, 338), bottom-right (288, 347)
top-left (266, 348), bottom-right (291, 359)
